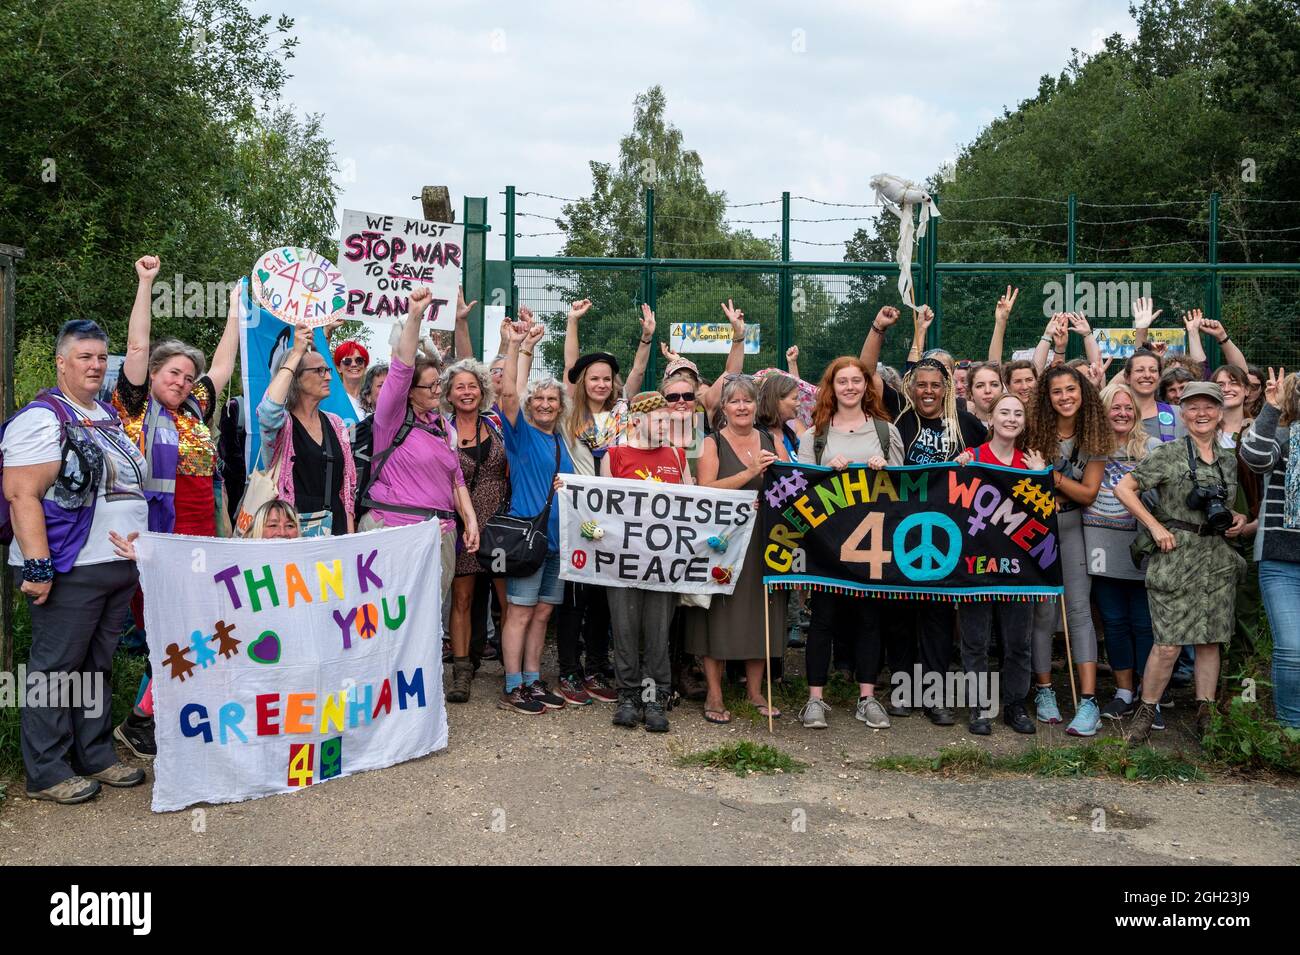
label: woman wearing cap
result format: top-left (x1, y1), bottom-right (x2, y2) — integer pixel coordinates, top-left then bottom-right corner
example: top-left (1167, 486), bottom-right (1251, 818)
top-left (1083, 382), bottom-right (1162, 724)
top-left (553, 299), bottom-right (654, 703)
top-left (1116, 381), bottom-right (1248, 742)
top-left (1241, 368), bottom-right (1300, 727)
top-left (686, 375), bottom-right (789, 724)
top-left (333, 340), bottom-right (370, 420)
top-left (795, 357), bottom-right (903, 731)
top-left (600, 387), bottom-right (693, 732)
top-left (1024, 364), bottom-right (1109, 736)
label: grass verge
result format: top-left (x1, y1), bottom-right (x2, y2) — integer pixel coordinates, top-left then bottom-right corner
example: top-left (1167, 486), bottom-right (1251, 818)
top-left (869, 739), bottom-right (1204, 783)
top-left (676, 740), bottom-right (807, 777)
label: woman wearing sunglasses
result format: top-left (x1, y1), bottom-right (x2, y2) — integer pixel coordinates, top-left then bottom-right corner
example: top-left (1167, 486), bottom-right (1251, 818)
top-left (333, 341), bottom-right (370, 420)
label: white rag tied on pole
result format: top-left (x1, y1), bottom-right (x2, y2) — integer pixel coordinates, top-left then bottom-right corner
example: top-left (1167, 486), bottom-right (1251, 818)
top-left (870, 173), bottom-right (940, 311)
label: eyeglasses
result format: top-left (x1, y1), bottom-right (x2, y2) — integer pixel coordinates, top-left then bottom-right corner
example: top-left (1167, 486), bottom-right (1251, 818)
top-left (339, 357), bottom-right (366, 368)
top-left (297, 366), bottom-right (331, 378)
top-left (664, 391), bottom-right (696, 404)
top-left (410, 383), bottom-right (440, 393)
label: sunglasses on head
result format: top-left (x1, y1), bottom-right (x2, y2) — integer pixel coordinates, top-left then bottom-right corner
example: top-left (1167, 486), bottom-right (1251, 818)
top-left (663, 391), bottom-right (696, 404)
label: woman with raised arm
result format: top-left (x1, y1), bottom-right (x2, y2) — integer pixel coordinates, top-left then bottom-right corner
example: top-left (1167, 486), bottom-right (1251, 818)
top-left (1083, 383), bottom-right (1163, 725)
top-left (257, 320), bottom-right (357, 537)
top-left (1129, 298), bottom-right (1189, 443)
top-left (1241, 368), bottom-right (1300, 727)
top-left (111, 255), bottom-right (240, 760)
top-left (497, 313), bottom-right (575, 716)
top-left (1117, 382), bottom-right (1248, 742)
top-left (954, 393), bottom-right (1047, 735)
top-left (1024, 364), bottom-right (1109, 736)
top-left (553, 300), bottom-right (654, 702)
top-left (794, 357), bottom-right (903, 732)
top-left (655, 299), bottom-right (751, 427)
top-left (987, 286), bottom-right (1019, 364)
top-left (685, 375), bottom-right (790, 724)
top-left (358, 286), bottom-right (477, 601)
top-left (441, 355), bottom-right (509, 705)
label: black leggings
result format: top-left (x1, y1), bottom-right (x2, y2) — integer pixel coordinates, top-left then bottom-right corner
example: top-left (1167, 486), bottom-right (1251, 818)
top-left (806, 592), bottom-right (883, 688)
top-left (555, 581), bottom-right (612, 678)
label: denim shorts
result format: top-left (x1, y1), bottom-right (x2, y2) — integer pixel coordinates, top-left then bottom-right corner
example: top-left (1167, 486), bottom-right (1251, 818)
top-left (506, 550), bottom-right (563, 607)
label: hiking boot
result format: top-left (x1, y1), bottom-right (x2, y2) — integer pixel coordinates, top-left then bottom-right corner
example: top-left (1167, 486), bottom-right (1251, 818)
top-left (114, 712), bottom-right (156, 759)
top-left (1034, 686), bottom-right (1062, 724)
top-left (1066, 698), bottom-right (1101, 737)
top-left (925, 705), bottom-right (956, 726)
top-left (1126, 700), bottom-right (1159, 744)
top-left (1101, 695), bottom-right (1134, 721)
top-left (643, 700), bottom-right (670, 733)
top-left (582, 672), bottom-right (617, 703)
top-left (87, 762), bottom-right (146, 788)
top-left (855, 696), bottom-right (891, 729)
top-left (557, 674), bottom-right (592, 706)
top-left (26, 776), bottom-right (100, 804)
top-left (498, 685), bottom-right (545, 715)
top-left (612, 691), bottom-right (642, 728)
top-left (1195, 700), bottom-right (1217, 740)
top-left (798, 697), bottom-right (831, 729)
top-left (1003, 702), bottom-right (1036, 735)
top-left (446, 659), bottom-right (474, 704)
top-left (528, 679), bottom-right (565, 710)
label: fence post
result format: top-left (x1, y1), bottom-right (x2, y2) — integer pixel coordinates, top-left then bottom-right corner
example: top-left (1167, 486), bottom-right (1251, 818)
top-left (779, 191), bottom-right (791, 369)
top-left (505, 185), bottom-right (516, 318)
top-left (925, 193), bottom-right (939, 350)
top-left (644, 187), bottom-right (657, 383)
top-left (1207, 191), bottom-right (1223, 368)
top-left (462, 195), bottom-right (488, 358)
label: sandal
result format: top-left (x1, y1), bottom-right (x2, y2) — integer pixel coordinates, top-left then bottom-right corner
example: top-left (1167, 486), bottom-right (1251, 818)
top-left (703, 709), bottom-right (732, 725)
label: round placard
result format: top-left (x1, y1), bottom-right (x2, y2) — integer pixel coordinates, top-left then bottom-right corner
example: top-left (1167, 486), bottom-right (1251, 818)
top-left (250, 247), bottom-right (349, 327)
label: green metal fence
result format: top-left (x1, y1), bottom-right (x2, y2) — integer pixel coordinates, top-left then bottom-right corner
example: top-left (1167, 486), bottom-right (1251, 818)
top-left (502, 186), bottom-right (1300, 378)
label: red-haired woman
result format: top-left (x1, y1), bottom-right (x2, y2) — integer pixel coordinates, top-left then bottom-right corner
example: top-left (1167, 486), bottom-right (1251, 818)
top-left (794, 357), bottom-right (903, 731)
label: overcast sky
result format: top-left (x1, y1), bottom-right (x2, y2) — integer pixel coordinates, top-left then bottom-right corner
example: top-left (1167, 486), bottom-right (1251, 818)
top-left (254, 0), bottom-right (1137, 263)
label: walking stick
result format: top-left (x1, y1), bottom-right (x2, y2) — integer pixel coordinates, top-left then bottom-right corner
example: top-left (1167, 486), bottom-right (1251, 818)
top-left (763, 585), bottom-right (774, 734)
top-left (1059, 598), bottom-right (1078, 709)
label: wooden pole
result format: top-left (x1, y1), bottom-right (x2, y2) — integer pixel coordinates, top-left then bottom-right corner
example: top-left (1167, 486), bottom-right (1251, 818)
top-left (1059, 599), bottom-right (1078, 709)
top-left (763, 585), bottom-right (774, 734)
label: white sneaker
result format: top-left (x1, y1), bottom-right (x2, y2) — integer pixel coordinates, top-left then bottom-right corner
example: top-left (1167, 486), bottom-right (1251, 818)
top-left (855, 696), bottom-right (891, 729)
top-left (798, 698), bottom-right (831, 729)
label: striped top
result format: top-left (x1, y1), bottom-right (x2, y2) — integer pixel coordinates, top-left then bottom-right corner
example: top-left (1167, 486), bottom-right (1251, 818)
top-left (1240, 404), bottom-right (1300, 564)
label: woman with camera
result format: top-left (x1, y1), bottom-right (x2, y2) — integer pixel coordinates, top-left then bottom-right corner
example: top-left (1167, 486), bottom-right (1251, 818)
top-left (1114, 381), bottom-right (1249, 743)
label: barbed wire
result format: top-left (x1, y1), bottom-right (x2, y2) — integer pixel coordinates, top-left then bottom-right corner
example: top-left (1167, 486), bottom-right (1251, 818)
top-left (725, 198), bottom-right (782, 208)
top-left (1075, 199), bottom-right (1204, 208)
top-left (1074, 239), bottom-right (1206, 252)
top-left (942, 218), bottom-right (1068, 229)
top-left (1223, 223), bottom-right (1300, 234)
top-left (941, 195), bottom-right (1068, 205)
top-left (791, 238), bottom-right (852, 247)
top-left (1075, 215), bottom-right (1204, 226)
top-left (1235, 198), bottom-right (1300, 204)
top-left (512, 191), bottom-right (582, 203)
top-left (943, 236), bottom-right (1070, 248)
top-left (791, 196), bottom-right (882, 208)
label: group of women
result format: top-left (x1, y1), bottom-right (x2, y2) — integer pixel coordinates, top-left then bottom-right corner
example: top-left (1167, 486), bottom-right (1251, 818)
top-left (9, 258), bottom-right (1297, 804)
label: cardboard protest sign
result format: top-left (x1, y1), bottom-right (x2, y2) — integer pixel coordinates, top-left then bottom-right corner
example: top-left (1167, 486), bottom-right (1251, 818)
top-left (559, 475), bottom-right (758, 594)
top-left (338, 209), bottom-right (464, 330)
top-left (250, 247), bottom-right (349, 327)
top-left (1093, 328), bottom-right (1186, 360)
top-left (761, 461), bottom-right (1064, 599)
top-left (138, 521), bottom-right (447, 811)
top-left (670, 322), bottom-right (761, 355)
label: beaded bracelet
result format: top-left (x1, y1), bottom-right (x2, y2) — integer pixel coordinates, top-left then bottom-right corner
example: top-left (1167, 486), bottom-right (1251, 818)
top-left (23, 557), bottom-right (54, 584)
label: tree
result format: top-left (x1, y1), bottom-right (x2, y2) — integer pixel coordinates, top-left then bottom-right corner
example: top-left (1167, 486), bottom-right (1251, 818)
top-left (0, 0), bottom-right (341, 377)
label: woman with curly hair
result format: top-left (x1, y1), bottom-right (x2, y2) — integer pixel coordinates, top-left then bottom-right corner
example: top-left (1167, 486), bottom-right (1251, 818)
top-left (794, 357), bottom-right (903, 731)
top-left (1025, 364), bottom-right (1109, 735)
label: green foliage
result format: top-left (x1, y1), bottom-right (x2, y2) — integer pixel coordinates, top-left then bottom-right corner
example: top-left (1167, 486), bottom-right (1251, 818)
top-left (0, 0), bottom-right (339, 371)
top-left (13, 328), bottom-right (56, 407)
top-left (676, 740), bottom-right (806, 777)
top-left (1200, 697), bottom-right (1300, 773)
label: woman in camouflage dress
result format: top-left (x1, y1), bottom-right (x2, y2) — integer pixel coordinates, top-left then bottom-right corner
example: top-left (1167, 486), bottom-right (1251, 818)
top-left (1115, 382), bottom-right (1249, 742)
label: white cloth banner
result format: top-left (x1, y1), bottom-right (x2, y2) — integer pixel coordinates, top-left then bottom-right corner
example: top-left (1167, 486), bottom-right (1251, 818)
top-left (337, 209), bottom-right (464, 329)
top-left (559, 475), bottom-right (758, 594)
top-left (138, 522), bottom-right (447, 812)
